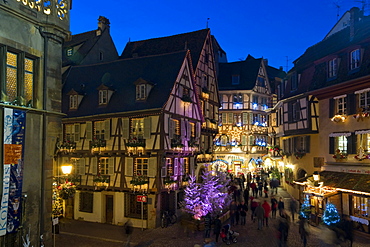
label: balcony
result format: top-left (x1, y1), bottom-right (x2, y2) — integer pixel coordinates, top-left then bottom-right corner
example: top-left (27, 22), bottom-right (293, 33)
top-left (57, 140), bottom-right (76, 154)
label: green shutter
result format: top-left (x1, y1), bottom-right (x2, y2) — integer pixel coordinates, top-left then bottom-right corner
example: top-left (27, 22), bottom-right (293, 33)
top-left (74, 123), bottom-right (80, 142)
top-left (148, 157), bottom-right (156, 177)
top-left (329, 137), bottom-right (335, 154)
top-left (90, 157), bottom-right (97, 175)
top-left (242, 113), bottom-right (248, 125)
top-left (143, 117), bottom-right (151, 139)
top-left (86, 121), bottom-right (92, 140)
top-left (125, 157), bottom-right (133, 176)
top-left (222, 113), bottom-right (227, 125)
top-left (108, 157), bottom-right (114, 175)
top-left (228, 113), bottom-right (233, 124)
top-left (122, 118), bottom-right (129, 139)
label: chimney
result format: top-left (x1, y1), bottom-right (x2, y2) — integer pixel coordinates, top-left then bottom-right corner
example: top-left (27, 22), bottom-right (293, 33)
top-left (97, 16), bottom-right (110, 36)
top-left (350, 7), bottom-right (361, 39)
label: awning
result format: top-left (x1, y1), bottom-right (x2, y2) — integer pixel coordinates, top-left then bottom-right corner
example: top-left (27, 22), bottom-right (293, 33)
top-left (320, 171), bottom-right (370, 193)
top-left (355, 129), bottom-right (370, 135)
top-left (329, 132), bottom-right (351, 137)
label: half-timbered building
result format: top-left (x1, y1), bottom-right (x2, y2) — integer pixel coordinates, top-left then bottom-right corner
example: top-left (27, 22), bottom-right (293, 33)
top-left (215, 56), bottom-right (285, 175)
top-left (120, 29), bottom-right (220, 167)
top-left (59, 50), bottom-right (202, 228)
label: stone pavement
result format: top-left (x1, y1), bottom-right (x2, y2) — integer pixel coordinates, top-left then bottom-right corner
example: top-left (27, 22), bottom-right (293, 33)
top-left (55, 187), bottom-right (370, 247)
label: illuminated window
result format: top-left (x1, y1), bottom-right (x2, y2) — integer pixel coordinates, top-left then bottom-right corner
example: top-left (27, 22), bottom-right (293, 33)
top-left (131, 118), bottom-right (144, 138)
top-left (99, 157), bottom-right (109, 175)
top-left (99, 90), bottom-right (108, 105)
top-left (67, 48), bottom-right (73, 57)
top-left (70, 95), bottom-right (78, 109)
top-left (357, 133), bottom-right (370, 154)
top-left (24, 58), bottom-right (34, 104)
top-left (328, 58), bottom-right (338, 78)
top-left (134, 158), bottom-right (148, 176)
top-left (166, 158), bottom-right (173, 176)
top-left (335, 136), bottom-right (348, 154)
top-left (136, 84), bottom-right (146, 100)
top-left (358, 90), bottom-right (370, 110)
top-left (6, 52), bottom-right (18, 102)
top-left (352, 196), bottom-right (370, 218)
top-left (335, 96), bottom-right (347, 115)
top-left (183, 158), bottom-right (189, 175)
top-left (350, 49), bottom-right (361, 70)
top-left (94, 121), bottom-right (105, 140)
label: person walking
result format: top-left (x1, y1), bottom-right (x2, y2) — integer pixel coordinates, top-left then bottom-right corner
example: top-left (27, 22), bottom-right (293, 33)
top-left (298, 216), bottom-right (309, 247)
top-left (258, 180), bottom-right (263, 197)
top-left (124, 219), bottom-right (133, 247)
top-left (243, 187), bottom-right (249, 205)
top-left (262, 200), bottom-right (271, 227)
top-left (271, 196), bottom-right (278, 218)
top-left (278, 197), bottom-right (285, 217)
top-left (204, 213), bottom-right (212, 238)
top-left (250, 198), bottom-right (258, 222)
top-left (235, 201), bottom-right (240, 225)
top-left (254, 202), bottom-right (265, 230)
top-left (250, 181), bottom-right (257, 197)
top-left (263, 185), bottom-right (269, 198)
top-left (213, 215), bottom-right (222, 243)
top-left (239, 201), bottom-right (248, 226)
top-left (277, 214), bottom-right (289, 247)
top-left (229, 200), bottom-right (237, 226)
top-left (289, 197), bottom-right (298, 222)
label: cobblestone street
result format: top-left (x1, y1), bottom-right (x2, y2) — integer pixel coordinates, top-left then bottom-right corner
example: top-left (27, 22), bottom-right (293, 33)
top-left (55, 188), bottom-right (370, 247)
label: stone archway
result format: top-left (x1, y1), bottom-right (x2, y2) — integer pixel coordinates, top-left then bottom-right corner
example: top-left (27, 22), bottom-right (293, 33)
top-left (297, 168), bottom-right (307, 179)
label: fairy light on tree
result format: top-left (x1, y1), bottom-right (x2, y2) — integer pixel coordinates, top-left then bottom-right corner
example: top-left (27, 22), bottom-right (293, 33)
top-left (322, 202), bottom-right (340, 226)
top-left (299, 194), bottom-right (311, 219)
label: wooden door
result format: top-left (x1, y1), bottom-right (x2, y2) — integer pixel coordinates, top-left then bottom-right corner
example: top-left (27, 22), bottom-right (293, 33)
top-left (105, 195), bottom-right (113, 224)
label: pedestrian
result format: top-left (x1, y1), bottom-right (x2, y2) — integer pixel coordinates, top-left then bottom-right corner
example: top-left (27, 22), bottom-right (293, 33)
top-left (277, 214), bottom-right (289, 247)
top-left (271, 196), bottom-right (278, 218)
top-left (243, 187), bottom-right (249, 205)
top-left (278, 197), bottom-right (285, 217)
top-left (239, 201), bottom-right (248, 225)
top-left (289, 197), bottom-right (298, 222)
top-left (258, 181), bottom-right (263, 197)
top-left (124, 219), bottom-right (133, 247)
top-left (298, 216), bottom-right (309, 247)
top-left (254, 202), bottom-right (265, 230)
top-left (263, 185), bottom-right (269, 198)
top-left (235, 201), bottom-right (240, 225)
top-left (262, 200), bottom-right (271, 227)
top-left (213, 215), bottom-right (222, 243)
top-left (250, 181), bottom-right (257, 197)
top-left (204, 213), bottom-right (212, 238)
top-left (250, 198), bottom-right (258, 222)
top-left (229, 200), bottom-right (237, 226)
top-left (240, 173), bottom-right (246, 190)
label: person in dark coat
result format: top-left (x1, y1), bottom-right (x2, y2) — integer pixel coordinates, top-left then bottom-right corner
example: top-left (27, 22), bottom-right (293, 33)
top-left (229, 200), bottom-right (237, 226)
top-left (124, 219), bottom-right (133, 247)
top-left (278, 197), bottom-right (285, 217)
top-left (289, 197), bottom-right (298, 222)
top-left (271, 196), bottom-right (278, 218)
top-left (213, 215), bottom-right (222, 243)
top-left (243, 187), bottom-right (249, 205)
top-left (340, 215), bottom-right (354, 246)
top-left (258, 181), bottom-right (263, 197)
top-left (254, 202), bottom-right (265, 230)
top-left (277, 214), bottom-right (290, 247)
top-left (204, 213), bottom-right (212, 238)
top-left (250, 198), bottom-right (258, 222)
top-left (298, 216), bottom-right (309, 247)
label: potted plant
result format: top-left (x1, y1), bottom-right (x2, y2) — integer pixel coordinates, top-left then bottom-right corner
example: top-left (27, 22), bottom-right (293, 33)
top-left (57, 181), bottom-right (76, 200)
top-left (333, 149), bottom-right (347, 161)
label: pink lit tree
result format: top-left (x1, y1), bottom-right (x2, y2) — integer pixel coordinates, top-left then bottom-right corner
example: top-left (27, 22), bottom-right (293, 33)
top-left (182, 175), bottom-right (203, 219)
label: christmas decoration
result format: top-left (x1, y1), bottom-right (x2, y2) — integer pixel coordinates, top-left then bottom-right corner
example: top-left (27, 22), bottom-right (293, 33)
top-left (299, 195), bottom-right (311, 219)
top-left (332, 149), bottom-right (347, 161)
top-left (322, 203), bottom-right (340, 226)
top-left (57, 181), bottom-right (76, 200)
top-left (182, 175), bottom-right (203, 219)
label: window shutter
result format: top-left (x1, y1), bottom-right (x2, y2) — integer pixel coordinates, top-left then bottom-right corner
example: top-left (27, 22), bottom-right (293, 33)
top-left (180, 158), bottom-right (184, 175)
top-left (347, 133), bottom-right (356, 154)
top-left (196, 122), bottom-right (201, 140)
top-left (190, 157), bottom-right (195, 173)
top-left (186, 121), bottom-right (191, 141)
top-left (104, 119), bottom-right (110, 140)
top-left (249, 136), bottom-right (255, 145)
top-left (221, 113), bottom-right (227, 125)
top-left (161, 165), bottom-right (167, 177)
top-left (329, 99), bottom-right (335, 117)
top-left (122, 118), bottom-right (129, 139)
top-left (86, 121), bottom-right (92, 140)
top-left (169, 118), bottom-right (174, 139)
top-left (228, 113), bottom-right (233, 124)
top-left (143, 117), bottom-right (151, 139)
top-left (241, 135), bottom-right (247, 145)
top-left (180, 119), bottom-right (186, 138)
top-left (305, 136), bottom-right (310, 153)
top-left (77, 158), bottom-right (85, 175)
top-left (148, 157), bottom-right (156, 177)
top-left (108, 157), bottom-right (114, 175)
top-left (347, 94), bottom-right (357, 115)
top-left (249, 113), bottom-right (254, 125)
top-left (329, 137), bottom-right (335, 154)
top-left (91, 158), bottom-right (97, 175)
top-left (242, 113), bottom-right (248, 125)
top-left (125, 157), bottom-right (133, 176)
top-left (174, 158), bottom-right (179, 176)
top-left (74, 124), bottom-right (80, 142)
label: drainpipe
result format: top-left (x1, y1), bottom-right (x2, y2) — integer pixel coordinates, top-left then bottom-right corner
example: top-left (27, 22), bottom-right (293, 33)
top-left (38, 26), bottom-right (48, 247)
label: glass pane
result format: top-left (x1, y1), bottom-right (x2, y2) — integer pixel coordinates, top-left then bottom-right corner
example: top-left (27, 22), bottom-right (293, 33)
top-left (6, 52), bottom-right (17, 102)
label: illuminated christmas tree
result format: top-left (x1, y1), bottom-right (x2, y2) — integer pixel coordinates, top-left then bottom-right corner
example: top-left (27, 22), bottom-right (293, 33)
top-left (182, 175), bottom-right (203, 219)
top-left (322, 203), bottom-right (340, 226)
top-left (299, 195), bottom-right (311, 219)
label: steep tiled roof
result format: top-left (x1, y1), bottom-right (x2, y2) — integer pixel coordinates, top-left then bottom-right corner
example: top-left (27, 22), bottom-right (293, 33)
top-left (120, 29), bottom-right (209, 70)
top-left (62, 51), bottom-right (188, 118)
top-left (218, 57), bottom-right (262, 90)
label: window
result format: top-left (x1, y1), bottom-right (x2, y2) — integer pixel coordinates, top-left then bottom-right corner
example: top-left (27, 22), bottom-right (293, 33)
top-left (67, 48), bottom-right (73, 57)
top-left (350, 49), bottom-right (361, 70)
top-left (70, 95), bottom-right (78, 109)
top-left (134, 158), bottom-right (148, 176)
top-left (65, 124), bottom-right (74, 142)
top-left (183, 158), bottom-right (189, 175)
top-left (99, 90), bottom-right (108, 105)
top-left (352, 196), bottom-right (370, 218)
top-left (335, 95), bottom-right (347, 115)
top-left (232, 75), bottom-right (240, 85)
top-left (99, 157), bottom-right (109, 175)
top-left (94, 121), bottom-right (105, 140)
top-left (336, 136), bottom-right (348, 154)
top-left (136, 84), bottom-right (146, 100)
top-left (131, 118), bottom-right (144, 138)
top-left (166, 158), bottom-right (173, 176)
top-left (357, 133), bottom-right (370, 154)
top-left (233, 94), bottom-right (242, 109)
top-left (125, 193), bottom-right (148, 219)
top-left (79, 192), bottom-right (93, 213)
top-left (292, 102), bottom-right (300, 121)
top-left (358, 90), bottom-right (370, 110)
top-left (328, 58), bottom-right (338, 78)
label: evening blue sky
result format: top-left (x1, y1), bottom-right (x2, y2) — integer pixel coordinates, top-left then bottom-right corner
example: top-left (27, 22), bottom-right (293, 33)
top-left (70, 0), bottom-right (366, 71)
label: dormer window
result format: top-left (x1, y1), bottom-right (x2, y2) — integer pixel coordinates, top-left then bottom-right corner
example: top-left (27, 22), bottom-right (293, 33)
top-left (67, 48), bottom-right (73, 57)
top-left (350, 49), bottom-right (361, 70)
top-left (70, 95), bottom-right (78, 109)
top-left (136, 84), bottom-right (146, 100)
top-left (232, 75), bottom-right (240, 85)
top-left (328, 58), bottom-right (338, 78)
top-left (99, 90), bottom-right (108, 105)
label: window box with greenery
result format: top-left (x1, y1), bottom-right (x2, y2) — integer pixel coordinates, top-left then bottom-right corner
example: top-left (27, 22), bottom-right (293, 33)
top-left (57, 140), bottom-right (76, 153)
top-left (171, 136), bottom-right (184, 149)
top-left (126, 137), bottom-right (146, 147)
top-left (332, 149), bottom-right (347, 161)
top-left (90, 139), bottom-right (106, 149)
top-left (163, 176), bottom-right (176, 186)
top-left (130, 175), bottom-right (149, 186)
top-left (269, 145), bottom-right (282, 156)
top-left (294, 150), bottom-right (306, 160)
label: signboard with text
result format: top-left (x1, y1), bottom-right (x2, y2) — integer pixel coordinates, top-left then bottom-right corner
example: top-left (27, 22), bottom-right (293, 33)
top-left (137, 195), bottom-right (147, 203)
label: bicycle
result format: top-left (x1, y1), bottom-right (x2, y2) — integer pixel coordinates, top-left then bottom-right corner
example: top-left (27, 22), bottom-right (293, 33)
top-left (161, 210), bottom-right (177, 228)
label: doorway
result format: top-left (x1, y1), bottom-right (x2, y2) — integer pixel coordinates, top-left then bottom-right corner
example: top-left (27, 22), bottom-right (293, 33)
top-left (105, 195), bottom-right (113, 224)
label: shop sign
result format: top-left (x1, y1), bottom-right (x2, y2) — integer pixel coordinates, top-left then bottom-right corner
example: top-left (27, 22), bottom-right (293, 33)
top-left (341, 168), bottom-right (370, 174)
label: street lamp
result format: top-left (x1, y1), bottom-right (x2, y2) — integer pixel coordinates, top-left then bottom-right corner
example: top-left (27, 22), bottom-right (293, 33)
top-left (61, 164), bottom-right (72, 175)
top-left (313, 171), bottom-right (320, 181)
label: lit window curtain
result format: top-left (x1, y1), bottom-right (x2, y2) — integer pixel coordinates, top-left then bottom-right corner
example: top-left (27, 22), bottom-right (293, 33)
top-left (6, 52), bottom-right (17, 102)
top-left (24, 58), bottom-right (34, 104)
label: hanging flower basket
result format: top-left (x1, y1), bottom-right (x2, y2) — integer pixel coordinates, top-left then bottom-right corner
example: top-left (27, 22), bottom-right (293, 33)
top-left (58, 182), bottom-right (76, 200)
